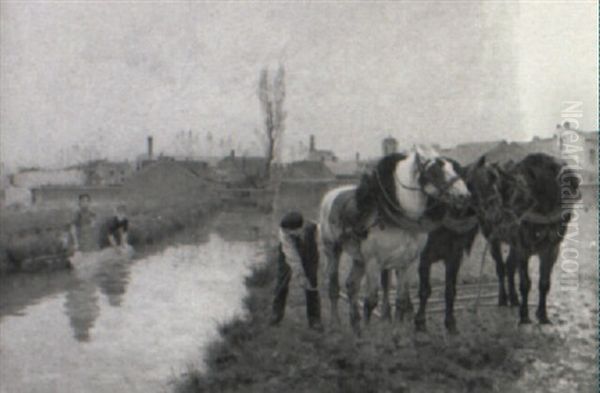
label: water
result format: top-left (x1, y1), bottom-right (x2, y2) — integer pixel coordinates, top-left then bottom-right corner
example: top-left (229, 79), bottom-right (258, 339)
top-left (0, 219), bottom-right (267, 393)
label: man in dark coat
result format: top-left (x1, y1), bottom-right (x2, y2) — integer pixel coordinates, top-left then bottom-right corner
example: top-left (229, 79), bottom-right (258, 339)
top-left (270, 211), bottom-right (323, 331)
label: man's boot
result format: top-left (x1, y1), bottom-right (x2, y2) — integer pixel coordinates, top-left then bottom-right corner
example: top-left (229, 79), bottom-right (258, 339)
top-left (305, 290), bottom-right (323, 332)
top-left (270, 286), bottom-right (288, 326)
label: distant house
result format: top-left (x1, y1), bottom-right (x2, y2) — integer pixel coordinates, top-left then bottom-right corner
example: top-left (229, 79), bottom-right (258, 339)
top-left (77, 160), bottom-right (134, 186)
top-left (482, 141), bottom-right (530, 164)
top-left (283, 161), bottom-right (335, 180)
top-left (177, 160), bottom-right (215, 179)
top-left (306, 135), bottom-right (338, 163)
top-left (123, 160), bottom-right (214, 206)
top-left (216, 152), bottom-right (268, 186)
top-left (440, 140), bottom-right (502, 165)
top-left (556, 124), bottom-right (598, 184)
top-left (326, 160), bottom-right (364, 180)
top-left (516, 135), bottom-right (558, 157)
top-left (10, 168), bottom-right (86, 188)
top-left (382, 136), bottom-right (398, 156)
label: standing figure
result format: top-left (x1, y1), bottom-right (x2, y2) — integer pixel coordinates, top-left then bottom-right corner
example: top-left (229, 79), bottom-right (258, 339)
top-left (270, 212), bottom-right (323, 331)
top-left (70, 193), bottom-right (99, 253)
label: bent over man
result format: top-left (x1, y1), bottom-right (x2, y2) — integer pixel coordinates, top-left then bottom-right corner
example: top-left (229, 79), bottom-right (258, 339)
top-left (270, 211), bottom-right (323, 331)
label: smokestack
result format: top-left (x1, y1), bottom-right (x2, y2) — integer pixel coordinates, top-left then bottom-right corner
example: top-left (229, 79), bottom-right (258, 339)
top-left (230, 149), bottom-right (235, 158)
top-left (147, 136), bottom-right (154, 159)
top-left (355, 152), bottom-right (360, 162)
top-left (309, 135), bottom-right (315, 152)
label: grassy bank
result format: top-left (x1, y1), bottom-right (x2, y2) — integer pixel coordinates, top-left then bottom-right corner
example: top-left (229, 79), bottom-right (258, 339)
top-left (174, 248), bottom-right (579, 393)
top-left (0, 202), bottom-right (218, 275)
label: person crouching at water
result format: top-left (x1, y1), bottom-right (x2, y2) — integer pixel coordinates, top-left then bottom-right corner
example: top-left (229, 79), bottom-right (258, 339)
top-left (270, 212), bottom-right (323, 331)
top-left (107, 204), bottom-right (131, 254)
top-left (70, 193), bottom-right (99, 253)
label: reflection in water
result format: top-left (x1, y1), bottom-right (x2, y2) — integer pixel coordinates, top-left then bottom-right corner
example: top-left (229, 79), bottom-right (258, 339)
top-left (63, 251), bottom-right (132, 341)
top-left (64, 280), bottom-right (100, 342)
top-left (0, 215), bottom-right (266, 393)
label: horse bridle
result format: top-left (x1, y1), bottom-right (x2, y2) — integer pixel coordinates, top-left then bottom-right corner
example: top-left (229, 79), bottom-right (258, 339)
top-left (374, 157), bottom-right (459, 217)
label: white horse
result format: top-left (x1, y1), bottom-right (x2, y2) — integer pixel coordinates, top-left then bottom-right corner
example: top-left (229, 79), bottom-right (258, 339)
top-left (319, 146), bottom-right (470, 332)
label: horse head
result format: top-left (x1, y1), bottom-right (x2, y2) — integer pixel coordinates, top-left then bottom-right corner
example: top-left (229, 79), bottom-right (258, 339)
top-left (466, 155), bottom-right (535, 228)
top-left (413, 145), bottom-right (470, 207)
top-left (465, 155), bottom-right (503, 222)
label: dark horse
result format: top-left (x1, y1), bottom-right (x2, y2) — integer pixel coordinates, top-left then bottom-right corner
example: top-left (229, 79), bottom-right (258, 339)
top-left (467, 153), bottom-right (579, 324)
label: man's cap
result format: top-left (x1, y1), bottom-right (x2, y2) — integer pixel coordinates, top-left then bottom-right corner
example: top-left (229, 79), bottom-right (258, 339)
top-left (280, 211), bottom-right (304, 230)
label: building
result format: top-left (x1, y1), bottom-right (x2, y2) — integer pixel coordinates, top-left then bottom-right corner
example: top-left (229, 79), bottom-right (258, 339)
top-left (123, 160), bottom-right (214, 207)
top-left (556, 123), bottom-right (598, 184)
top-left (382, 137), bottom-right (398, 156)
top-left (135, 136), bottom-right (157, 170)
top-left (216, 151), bottom-right (268, 186)
top-left (10, 168), bottom-right (86, 188)
top-left (306, 135), bottom-right (338, 163)
top-left (440, 140), bottom-right (502, 165)
top-left (77, 160), bottom-right (134, 186)
top-left (482, 141), bottom-right (530, 164)
top-left (282, 160), bottom-right (335, 180)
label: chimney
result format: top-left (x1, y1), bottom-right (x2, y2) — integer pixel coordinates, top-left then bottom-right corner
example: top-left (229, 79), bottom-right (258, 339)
top-left (147, 136), bottom-right (154, 159)
top-left (309, 135), bottom-right (315, 152)
top-left (355, 152), bottom-right (360, 162)
top-left (230, 149), bottom-right (235, 158)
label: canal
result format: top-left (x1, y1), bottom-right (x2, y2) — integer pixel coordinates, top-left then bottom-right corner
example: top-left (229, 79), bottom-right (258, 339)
top-left (0, 212), bottom-right (270, 393)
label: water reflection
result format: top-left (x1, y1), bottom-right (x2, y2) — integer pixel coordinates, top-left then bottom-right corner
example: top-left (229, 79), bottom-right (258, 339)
top-left (0, 214), bottom-right (267, 393)
top-left (63, 252), bottom-right (132, 341)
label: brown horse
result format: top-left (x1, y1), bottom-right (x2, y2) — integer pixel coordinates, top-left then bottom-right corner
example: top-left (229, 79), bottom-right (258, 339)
top-left (467, 153), bottom-right (579, 324)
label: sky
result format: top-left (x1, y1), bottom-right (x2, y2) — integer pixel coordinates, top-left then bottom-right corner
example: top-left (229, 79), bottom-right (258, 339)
top-left (0, 1), bottom-right (597, 170)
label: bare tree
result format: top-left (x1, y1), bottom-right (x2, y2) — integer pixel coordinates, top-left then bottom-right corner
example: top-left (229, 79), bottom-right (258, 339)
top-left (258, 64), bottom-right (286, 180)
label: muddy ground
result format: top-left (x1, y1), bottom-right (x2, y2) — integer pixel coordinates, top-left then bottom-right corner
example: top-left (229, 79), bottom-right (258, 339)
top-left (176, 205), bottom-right (597, 393)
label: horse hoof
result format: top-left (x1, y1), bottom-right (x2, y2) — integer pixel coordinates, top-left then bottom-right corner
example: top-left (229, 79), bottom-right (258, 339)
top-left (509, 297), bottom-right (520, 307)
top-left (536, 310), bottom-right (552, 325)
top-left (415, 320), bottom-right (427, 333)
top-left (519, 317), bottom-right (532, 325)
top-left (445, 323), bottom-right (458, 335)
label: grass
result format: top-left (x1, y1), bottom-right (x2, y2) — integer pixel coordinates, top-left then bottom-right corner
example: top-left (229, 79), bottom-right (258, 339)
top-left (174, 244), bottom-right (570, 393)
top-left (0, 201), bottom-right (217, 275)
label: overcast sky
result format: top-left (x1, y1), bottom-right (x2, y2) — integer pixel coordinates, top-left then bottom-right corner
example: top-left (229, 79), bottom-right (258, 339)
top-left (1, 1), bottom-right (597, 169)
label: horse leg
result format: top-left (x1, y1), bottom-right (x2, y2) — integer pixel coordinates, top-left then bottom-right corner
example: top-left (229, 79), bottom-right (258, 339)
top-left (346, 257), bottom-right (366, 334)
top-left (363, 258), bottom-right (380, 325)
top-left (516, 250), bottom-right (532, 324)
top-left (415, 257), bottom-right (432, 332)
top-left (394, 267), bottom-right (413, 323)
top-left (324, 241), bottom-right (342, 325)
top-left (536, 244), bottom-right (559, 324)
top-left (444, 256), bottom-right (460, 334)
top-left (380, 269), bottom-right (392, 321)
top-left (506, 247), bottom-right (520, 306)
top-left (490, 241), bottom-right (508, 306)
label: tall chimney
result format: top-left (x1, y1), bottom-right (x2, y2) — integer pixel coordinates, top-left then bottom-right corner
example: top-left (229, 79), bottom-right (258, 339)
top-left (147, 136), bottom-right (154, 159)
top-left (309, 135), bottom-right (315, 152)
top-left (355, 152), bottom-right (360, 162)
top-left (230, 149), bottom-right (235, 158)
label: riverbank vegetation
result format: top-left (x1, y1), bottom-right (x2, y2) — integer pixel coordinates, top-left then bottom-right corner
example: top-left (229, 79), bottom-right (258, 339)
top-left (0, 201), bottom-right (217, 275)
top-left (174, 249), bottom-right (567, 393)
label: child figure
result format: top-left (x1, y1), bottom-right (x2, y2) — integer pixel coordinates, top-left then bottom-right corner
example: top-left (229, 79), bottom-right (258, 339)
top-left (106, 204), bottom-right (130, 253)
top-left (270, 211), bottom-right (323, 331)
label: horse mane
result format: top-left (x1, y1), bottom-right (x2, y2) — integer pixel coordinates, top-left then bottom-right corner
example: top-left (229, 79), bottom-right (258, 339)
top-left (515, 153), bottom-right (576, 214)
top-left (355, 152), bottom-right (407, 214)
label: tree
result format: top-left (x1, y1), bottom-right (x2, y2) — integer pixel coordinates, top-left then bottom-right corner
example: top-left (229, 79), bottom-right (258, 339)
top-left (258, 64), bottom-right (286, 180)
